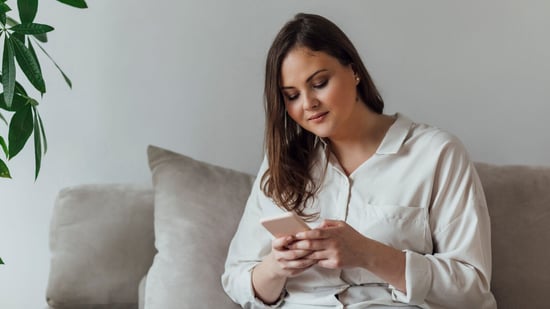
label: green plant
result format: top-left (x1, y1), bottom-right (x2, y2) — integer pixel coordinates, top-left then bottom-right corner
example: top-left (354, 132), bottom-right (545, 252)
top-left (0, 0), bottom-right (87, 180)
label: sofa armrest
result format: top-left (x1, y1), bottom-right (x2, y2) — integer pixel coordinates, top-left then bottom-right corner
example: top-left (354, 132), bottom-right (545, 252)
top-left (46, 184), bottom-right (156, 308)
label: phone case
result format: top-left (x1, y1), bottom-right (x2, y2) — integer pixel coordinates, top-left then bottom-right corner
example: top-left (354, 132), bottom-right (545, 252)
top-left (260, 212), bottom-right (311, 237)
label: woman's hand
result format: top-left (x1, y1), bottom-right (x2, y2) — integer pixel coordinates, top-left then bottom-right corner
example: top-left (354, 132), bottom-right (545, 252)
top-left (288, 219), bottom-right (407, 292)
top-left (251, 235), bottom-right (316, 304)
top-left (288, 219), bottom-right (371, 269)
top-left (267, 234), bottom-right (317, 278)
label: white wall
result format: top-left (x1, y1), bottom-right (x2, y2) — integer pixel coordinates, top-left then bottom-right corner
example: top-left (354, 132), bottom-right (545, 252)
top-left (1, 0), bottom-right (548, 307)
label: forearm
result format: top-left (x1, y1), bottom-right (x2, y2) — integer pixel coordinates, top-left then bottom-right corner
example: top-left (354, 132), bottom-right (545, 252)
top-left (395, 251), bottom-right (495, 307)
top-left (251, 254), bottom-right (287, 304)
top-left (361, 238), bottom-right (406, 293)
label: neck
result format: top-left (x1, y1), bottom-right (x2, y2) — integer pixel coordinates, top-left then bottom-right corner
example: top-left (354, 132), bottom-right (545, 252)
top-left (327, 106), bottom-right (395, 175)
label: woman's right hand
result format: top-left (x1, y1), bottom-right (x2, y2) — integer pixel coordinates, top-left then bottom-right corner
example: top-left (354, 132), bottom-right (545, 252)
top-left (268, 235), bottom-right (317, 277)
top-left (251, 235), bottom-right (316, 304)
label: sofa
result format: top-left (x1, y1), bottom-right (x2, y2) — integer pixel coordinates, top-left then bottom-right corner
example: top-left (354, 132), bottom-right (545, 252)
top-left (45, 145), bottom-right (550, 309)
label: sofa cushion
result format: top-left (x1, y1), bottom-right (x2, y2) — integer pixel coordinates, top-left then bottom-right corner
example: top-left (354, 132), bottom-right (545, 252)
top-left (475, 163), bottom-right (550, 309)
top-left (145, 145), bottom-right (254, 308)
top-left (46, 184), bottom-right (155, 308)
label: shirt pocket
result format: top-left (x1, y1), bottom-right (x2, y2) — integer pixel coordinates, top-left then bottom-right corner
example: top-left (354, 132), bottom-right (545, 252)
top-left (351, 204), bottom-right (431, 254)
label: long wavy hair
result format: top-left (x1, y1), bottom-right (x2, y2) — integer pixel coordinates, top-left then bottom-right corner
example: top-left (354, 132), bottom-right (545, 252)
top-left (261, 13), bottom-right (384, 218)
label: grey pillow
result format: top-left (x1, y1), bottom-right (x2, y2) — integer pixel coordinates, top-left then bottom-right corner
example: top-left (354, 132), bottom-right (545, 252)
top-left (46, 184), bottom-right (155, 308)
top-left (475, 163), bottom-right (550, 309)
top-left (145, 145), bottom-right (253, 308)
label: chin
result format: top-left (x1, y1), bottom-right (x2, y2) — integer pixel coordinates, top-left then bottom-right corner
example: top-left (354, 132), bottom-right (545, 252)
top-left (302, 124), bottom-right (333, 139)
top-left (309, 130), bottom-right (331, 139)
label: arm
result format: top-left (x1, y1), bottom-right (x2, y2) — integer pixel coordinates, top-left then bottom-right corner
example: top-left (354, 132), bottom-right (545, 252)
top-left (222, 158), bottom-right (316, 307)
top-left (252, 235), bottom-right (315, 304)
top-left (221, 158), bottom-right (277, 307)
top-left (392, 136), bottom-right (496, 308)
top-left (290, 220), bottom-right (407, 292)
top-left (289, 135), bottom-right (496, 308)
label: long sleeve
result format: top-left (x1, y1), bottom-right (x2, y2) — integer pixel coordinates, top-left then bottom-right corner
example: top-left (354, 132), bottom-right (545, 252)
top-left (392, 134), bottom-right (497, 308)
top-left (222, 114), bottom-right (497, 307)
top-left (221, 158), bottom-right (286, 308)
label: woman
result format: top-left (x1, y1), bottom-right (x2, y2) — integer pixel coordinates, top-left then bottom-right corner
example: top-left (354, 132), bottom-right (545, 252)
top-left (222, 13), bottom-right (496, 308)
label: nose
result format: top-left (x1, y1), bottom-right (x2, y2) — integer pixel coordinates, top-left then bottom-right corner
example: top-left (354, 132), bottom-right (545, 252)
top-left (303, 92), bottom-right (319, 110)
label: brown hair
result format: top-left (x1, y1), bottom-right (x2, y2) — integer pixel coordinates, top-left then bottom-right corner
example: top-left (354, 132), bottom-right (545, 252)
top-left (261, 13), bottom-right (384, 218)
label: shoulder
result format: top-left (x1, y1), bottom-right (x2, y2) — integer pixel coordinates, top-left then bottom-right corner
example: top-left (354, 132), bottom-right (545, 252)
top-left (406, 118), bottom-right (468, 156)
top-left (393, 114), bottom-right (472, 169)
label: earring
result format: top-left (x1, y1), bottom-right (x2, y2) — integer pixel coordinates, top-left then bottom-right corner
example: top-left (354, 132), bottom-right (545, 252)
top-left (355, 76), bottom-right (360, 83)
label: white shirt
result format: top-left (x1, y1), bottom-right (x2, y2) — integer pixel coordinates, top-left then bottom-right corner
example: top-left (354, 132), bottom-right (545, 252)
top-left (222, 114), bottom-right (497, 308)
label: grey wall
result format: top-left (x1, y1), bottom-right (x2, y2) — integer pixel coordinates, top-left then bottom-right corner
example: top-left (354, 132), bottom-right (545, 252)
top-left (1, 0), bottom-right (548, 307)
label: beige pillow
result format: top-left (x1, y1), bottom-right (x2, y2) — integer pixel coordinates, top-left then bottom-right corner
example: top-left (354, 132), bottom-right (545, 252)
top-left (145, 145), bottom-right (254, 308)
top-left (47, 184), bottom-right (155, 308)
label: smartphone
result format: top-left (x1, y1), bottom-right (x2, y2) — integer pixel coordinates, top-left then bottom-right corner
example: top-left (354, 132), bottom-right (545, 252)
top-left (260, 212), bottom-right (311, 237)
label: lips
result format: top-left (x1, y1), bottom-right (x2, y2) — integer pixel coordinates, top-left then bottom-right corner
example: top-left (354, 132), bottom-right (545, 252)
top-left (308, 111), bottom-right (329, 121)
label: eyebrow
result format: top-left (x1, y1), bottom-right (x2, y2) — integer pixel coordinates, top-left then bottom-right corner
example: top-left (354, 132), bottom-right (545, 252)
top-left (280, 69), bottom-right (328, 90)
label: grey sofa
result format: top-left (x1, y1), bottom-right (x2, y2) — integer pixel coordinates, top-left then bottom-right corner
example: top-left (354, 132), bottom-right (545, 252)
top-left (45, 146), bottom-right (550, 308)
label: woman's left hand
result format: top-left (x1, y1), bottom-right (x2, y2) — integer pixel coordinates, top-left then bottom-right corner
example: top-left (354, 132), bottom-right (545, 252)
top-left (288, 219), bottom-right (407, 292)
top-left (287, 219), bottom-right (371, 269)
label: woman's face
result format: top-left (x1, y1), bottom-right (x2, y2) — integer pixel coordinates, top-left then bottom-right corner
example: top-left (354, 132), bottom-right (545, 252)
top-left (280, 47), bottom-right (361, 140)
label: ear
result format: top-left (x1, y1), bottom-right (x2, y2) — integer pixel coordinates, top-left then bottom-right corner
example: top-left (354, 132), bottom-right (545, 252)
top-left (349, 63), bottom-right (360, 84)
top-left (349, 64), bottom-right (360, 85)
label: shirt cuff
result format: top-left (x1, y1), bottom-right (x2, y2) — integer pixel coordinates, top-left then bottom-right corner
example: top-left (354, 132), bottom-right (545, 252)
top-left (391, 250), bottom-right (432, 305)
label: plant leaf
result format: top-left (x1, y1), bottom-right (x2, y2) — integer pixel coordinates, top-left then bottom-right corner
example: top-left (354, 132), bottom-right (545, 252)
top-left (7, 17), bottom-right (50, 42)
top-left (17, 0), bottom-right (38, 24)
top-left (0, 111), bottom-right (7, 125)
top-left (32, 106), bottom-right (41, 179)
top-left (0, 135), bottom-right (8, 156)
top-left (2, 35), bottom-right (16, 109)
top-left (27, 38), bottom-right (41, 74)
top-left (8, 103), bottom-right (33, 159)
top-left (10, 36), bottom-right (46, 94)
top-left (14, 80), bottom-right (28, 95)
top-left (0, 158), bottom-right (11, 178)
top-left (5, 16), bottom-right (18, 27)
top-left (0, 3), bottom-right (11, 14)
top-left (37, 110), bottom-right (47, 153)
top-left (56, 0), bottom-right (87, 9)
top-left (0, 75), bottom-right (30, 95)
top-left (33, 32), bottom-right (47, 43)
top-left (0, 1), bottom-right (9, 24)
top-left (0, 92), bottom-right (28, 111)
top-left (33, 40), bottom-right (72, 88)
top-left (12, 31), bottom-right (25, 43)
top-left (11, 23), bottom-right (54, 35)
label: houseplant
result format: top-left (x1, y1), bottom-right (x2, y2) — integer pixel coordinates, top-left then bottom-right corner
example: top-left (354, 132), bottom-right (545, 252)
top-left (0, 0), bottom-right (88, 266)
top-left (0, 0), bottom-right (87, 180)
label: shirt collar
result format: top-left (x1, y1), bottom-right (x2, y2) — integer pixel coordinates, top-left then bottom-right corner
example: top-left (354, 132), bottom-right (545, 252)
top-left (376, 113), bottom-right (412, 155)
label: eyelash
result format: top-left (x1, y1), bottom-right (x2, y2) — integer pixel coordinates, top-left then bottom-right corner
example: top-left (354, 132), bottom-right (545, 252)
top-left (313, 80), bottom-right (328, 89)
top-left (285, 79), bottom-right (328, 101)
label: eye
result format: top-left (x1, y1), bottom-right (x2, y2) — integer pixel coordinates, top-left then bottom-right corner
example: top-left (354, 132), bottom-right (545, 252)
top-left (284, 93), bottom-right (299, 101)
top-left (312, 79), bottom-right (328, 89)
